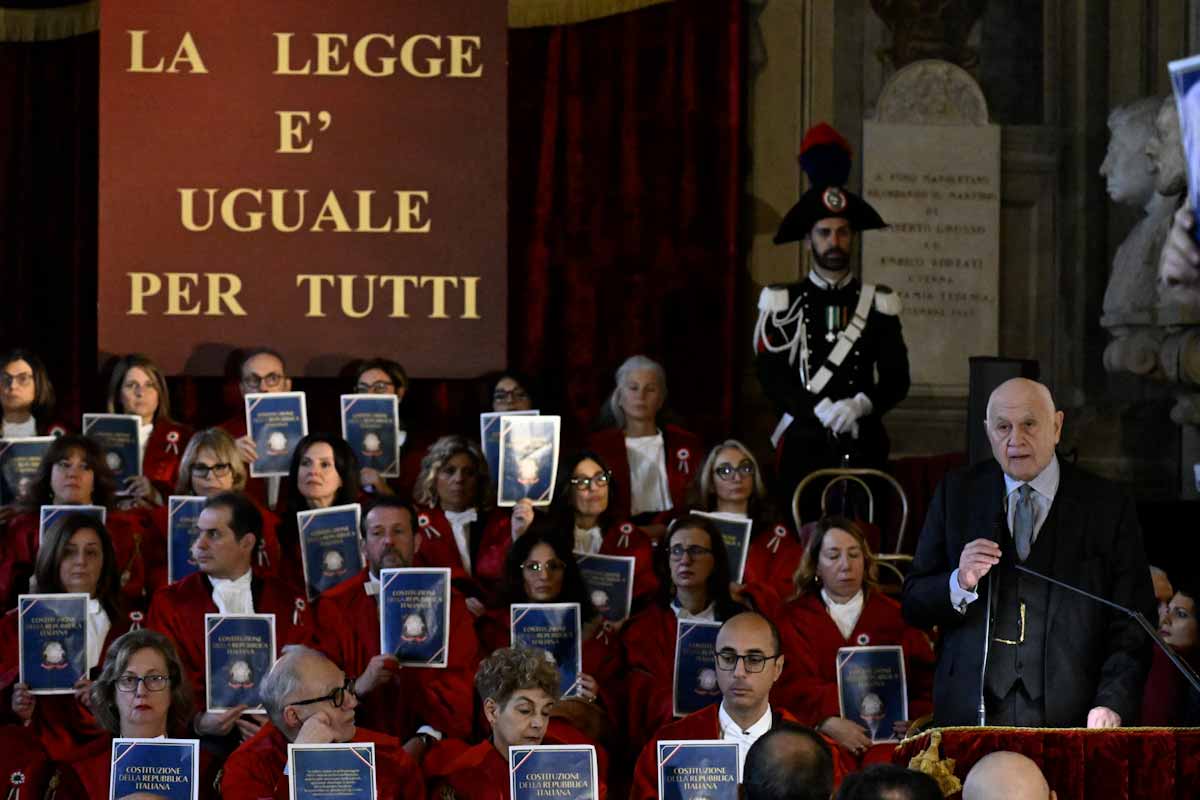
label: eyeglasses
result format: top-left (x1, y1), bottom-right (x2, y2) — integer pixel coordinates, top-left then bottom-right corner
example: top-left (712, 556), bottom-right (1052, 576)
top-left (116, 673), bottom-right (171, 693)
top-left (493, 388), bottom-right (529, 402)
top-left (714, 463), bottom-right (755, 481)
top-left (714, 650), bottom-right (782, 673)
top-left (356, 380), bottom-right (395, 394)
top-left (242, 372), bottom-right (285, 390)
top-left (0, 372), bottom-right (33, 389)
top-left (669, 544), bottom-right (713, 560)
top-left (521, 559), bottom-right (566, 574)
top-left (190, 462), bottom-right (233, 478)
top-left (290, 677), bottom-right (356, 709)
top-left (569, 473), bottom-right (611, 491)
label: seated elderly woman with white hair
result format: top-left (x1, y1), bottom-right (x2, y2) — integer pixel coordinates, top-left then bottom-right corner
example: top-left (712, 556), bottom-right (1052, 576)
top-left (587, 355), bottom-right (702, 543)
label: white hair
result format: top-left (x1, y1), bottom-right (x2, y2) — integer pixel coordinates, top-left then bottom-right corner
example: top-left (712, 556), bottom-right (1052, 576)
top-left (607, 354), bottom-right (667, 428)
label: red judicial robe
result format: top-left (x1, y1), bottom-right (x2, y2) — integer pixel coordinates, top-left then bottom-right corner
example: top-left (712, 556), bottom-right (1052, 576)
top-left (0, 724), bottom-right (56, 800)
top-left (142, 419), bottom-right (193, 501)
top-left (221, 721), bottom-right (425, 800)
top-left (586, 425), bottom-right (702, 525)
top-left (620, 602), bottom-right (688, 753)
top-left (412, 506), bottom-right (512, 607)
top-left (7, 508), bottom-right (156, 611)
top-left (147, 496), bottom-right (283, 589)
top-left (311, 569), bottom-right (482, 740)
top-left (587, 521), bottom-right (659, 606)
top-left (629, 703), bottom-right (844, 800)
top-left (147, 571), bottom-right (311, 713)
top-left (740, 520), bottom-right (804, 618)
top-left (775, 590), bottom-right (934, 765)
top-left (0, 603), bottom-right (133, 761)
top-left (58, 733), bottom-right (220, 800)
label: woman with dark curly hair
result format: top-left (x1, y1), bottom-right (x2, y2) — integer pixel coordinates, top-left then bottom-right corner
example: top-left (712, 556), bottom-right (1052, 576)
top-left (272, 432), bottom-right (362, 595)
top-left (0, 513), bottom-right (141, 762)
top-left (411, 435), bottom-right (519, 611)
top-left (549, 450), bottom-right (658, 609)
top-left (774, 516), bottom-right (933, 767)
top-left (57, 628), bottom-right (217, 798)
top-left (3, 434), bottom-right (156, 610)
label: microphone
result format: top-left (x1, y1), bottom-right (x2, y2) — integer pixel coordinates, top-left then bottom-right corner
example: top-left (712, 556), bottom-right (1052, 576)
top-left (1011, 561), bottom-right (1200, 698)
top-left (977, 511), bottom-right (1009, 726)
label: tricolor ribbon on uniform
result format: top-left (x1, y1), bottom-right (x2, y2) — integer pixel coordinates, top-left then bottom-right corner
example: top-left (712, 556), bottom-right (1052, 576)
top-left (676, 448), bottom-right (690, 474)
top-left (418, 513), bottom-right (440, 539)
top-left (767, 525), bottom-right (787, 553)
top-left (165, 430), bottom-right (180, 455)
top-left (618, 522), bottom-right (633, 549)
top-left (293, 598), bottom-right (306, 626)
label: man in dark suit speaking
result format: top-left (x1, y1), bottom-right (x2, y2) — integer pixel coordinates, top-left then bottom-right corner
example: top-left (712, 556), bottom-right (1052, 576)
top-left (902, 378), bottom-right (1155, 728)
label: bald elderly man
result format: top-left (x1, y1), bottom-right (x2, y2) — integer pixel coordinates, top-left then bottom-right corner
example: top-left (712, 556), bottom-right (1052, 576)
top-left (903, 379), bottom-right (1155, 728)
top-left (962, 751), bottom-right (1056, 800)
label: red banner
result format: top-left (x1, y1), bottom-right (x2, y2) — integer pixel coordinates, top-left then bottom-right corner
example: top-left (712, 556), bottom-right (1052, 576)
top-left (98, 1), bottom-right (506, 377)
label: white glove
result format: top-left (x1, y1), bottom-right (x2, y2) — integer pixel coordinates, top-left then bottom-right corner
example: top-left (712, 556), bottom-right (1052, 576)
top-left (813, 397), bottom-right (836, 427)
top-left (826, 394), bottom-right (873, 436)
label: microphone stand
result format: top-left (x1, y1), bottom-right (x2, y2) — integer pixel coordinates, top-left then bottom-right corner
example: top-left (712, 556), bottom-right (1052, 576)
top-left (1012, 563), bottom-right (1200, 697)
top-left (977, 570), bottom-right (994, 726)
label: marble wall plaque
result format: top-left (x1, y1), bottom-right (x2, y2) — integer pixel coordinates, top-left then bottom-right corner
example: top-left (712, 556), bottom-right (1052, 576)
top-left (861, 121), bottom-right (1001, 395)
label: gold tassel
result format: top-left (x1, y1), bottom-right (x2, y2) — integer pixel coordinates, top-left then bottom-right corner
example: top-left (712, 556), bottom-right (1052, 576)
top-left (0, 2), bottom-right (98, 43)
top-left (907, 730), bottom-right (962, 797)
top-left (509, 0), bottom-right (673, 29)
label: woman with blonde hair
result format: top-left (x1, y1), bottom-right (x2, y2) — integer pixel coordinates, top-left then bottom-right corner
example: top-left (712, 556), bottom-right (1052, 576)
top-left (105, 353), bottom-right (193, 507)
top-left (774, 516), bottom-right (933, 766)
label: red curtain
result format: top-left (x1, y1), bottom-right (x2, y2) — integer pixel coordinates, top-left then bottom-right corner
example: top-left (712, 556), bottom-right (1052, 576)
top-left (0, 2), bottom-right (745, 448)
top-left (508, 0), bottom-right (745, 445)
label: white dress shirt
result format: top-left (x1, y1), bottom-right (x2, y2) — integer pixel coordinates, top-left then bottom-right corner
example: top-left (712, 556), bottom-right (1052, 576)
top-left (625, 433), bottom-right (671, 516)
top-left (87, 599), bottom-right (111, 671)
top-left (949, 456), bottom-right (1061, 612)
top-left (574, 526), bottom-right (603, 555)
top-left (138, 422), bottom-right (154, 461)
top-left (821, 588), bottom-right (864, 640)
top-left (1, 417), bottom-right (36, 439)
top-left (671, 598), bottom-right (716, 621)
top-left (718, 702), bottom-right (773, 774)
top-left (210, 570), bottom-right (255, 615)
top-left (443, 508), bottom-right (479, 574)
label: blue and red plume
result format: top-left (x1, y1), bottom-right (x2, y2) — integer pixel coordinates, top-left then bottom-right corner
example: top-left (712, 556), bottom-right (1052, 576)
top-left (799, 122), bottom-right (852, 188)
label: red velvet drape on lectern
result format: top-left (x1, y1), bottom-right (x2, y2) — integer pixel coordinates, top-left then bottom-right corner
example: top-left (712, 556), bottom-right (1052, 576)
top-left (0, 1), bottom-right (744, 447)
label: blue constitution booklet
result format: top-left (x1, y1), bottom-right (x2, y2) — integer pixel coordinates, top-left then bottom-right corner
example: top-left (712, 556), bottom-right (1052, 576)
top-left (297, 503), bottom-right (364, 600)
top-left (479, 409), bottom-right (538, 491)
top-left (204, 613), bottom-right (276, 713)
top-left (39, 504), bottom-right (106, 549)
top-left (340, 394), bottom-right (400, 478)
top-left (510, 744), bottom-right (599, 800)
top-left (836, 645), bottom-right (908, 743)
top-left (673, 620), bottom-right (722, 717)
top-left (379, 567), bottom-right (451, 668)
top-left (0, 436), bottom-right (54, 505)
top-left (692, 511), bottom-right (753, 584)
top-left (575, 552), bottom-right (635, 623)
top-left (167, 495), bottom-right (205, 584)
top-left (82, 413), bottom-right (143, 488)
top-left (244, 392), bottom-right (308, 477)
top-left (288, 742), bottom-right (377, 800)
top-left (18, 593), bottom-right (89, 694)
top-left (110, 737), bottom-right (200, 800)
top-left (497, 415), bottom-right (561, 507)
top-left (511, 603), bottom-right (582, 698)
top-left (657, 740), bottom-right (741, 800)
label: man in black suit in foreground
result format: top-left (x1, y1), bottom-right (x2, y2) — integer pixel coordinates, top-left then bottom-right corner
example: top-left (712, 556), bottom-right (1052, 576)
top-left (902, 378), bottom-right (1155, 727)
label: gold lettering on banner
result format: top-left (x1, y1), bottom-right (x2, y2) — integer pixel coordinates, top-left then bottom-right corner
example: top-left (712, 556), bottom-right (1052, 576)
top-left (272, 32), bottom-right (483, 78)
top-left (127, 31), bottom-right (208, 74)
top-left (295, 275), bottom-right (481, 319)
top-left (127, 273), bottom-right (247, 316)
top-left (177, 188), bottom-right (430, 234)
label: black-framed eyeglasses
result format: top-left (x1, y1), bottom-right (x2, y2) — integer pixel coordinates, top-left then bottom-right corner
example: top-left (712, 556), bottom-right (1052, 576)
top-left (116, 673), bottom-right (171, 693)
top-left (714, 650), bottom-right (782, 673)
top-left (714, 463), bottom-right (755, 481)
top-left (522, 559), bottom-right (566, 574)
top-left (290, 677), bottom-right (356, 709)
top-left (356, 380), bottom-right (395, 394)
top-left (569, 472), bottom-right (611, 491)
top-left (190, 462), bottom-right (233, 478)
top-left (242, 372), bottom-right (285, 390)
top-left (493, 388), bottom-right (529, 402)
top-left (669, 544), bottom-right (713, 560)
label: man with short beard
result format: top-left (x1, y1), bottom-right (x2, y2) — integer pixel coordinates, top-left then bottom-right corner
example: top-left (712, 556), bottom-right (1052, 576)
top-left (309, 497), bottom-right (483, 750)
top-left (756, 123), bottom-right (910, 495)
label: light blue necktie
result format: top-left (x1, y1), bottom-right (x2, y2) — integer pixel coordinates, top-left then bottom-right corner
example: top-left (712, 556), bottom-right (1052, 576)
top-left (1014, 484), bottom-right (1035, 562)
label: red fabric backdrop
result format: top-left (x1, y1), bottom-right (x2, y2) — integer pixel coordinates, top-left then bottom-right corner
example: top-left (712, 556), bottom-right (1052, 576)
top-left (0, 1), bottom-right (745, 450)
